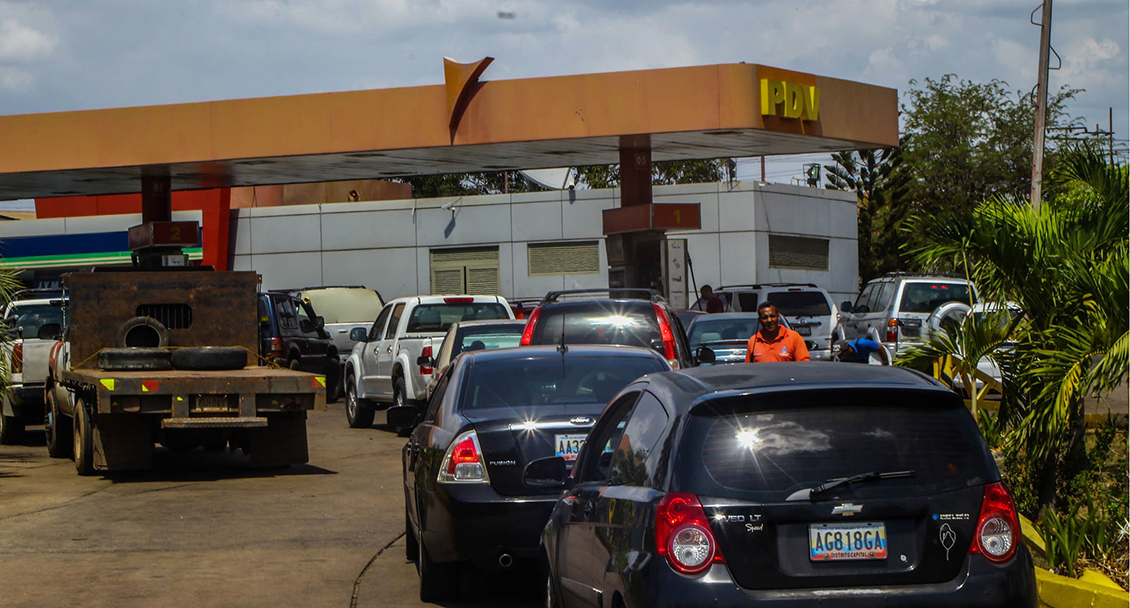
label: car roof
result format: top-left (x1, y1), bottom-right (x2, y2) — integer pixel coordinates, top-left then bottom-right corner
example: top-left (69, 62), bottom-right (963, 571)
top-left (644, 362), bottom-right (952, 412)
top-left (537, 298), bottom-right (655, 311)
top-left (462, 343), bottom-right (667, 365)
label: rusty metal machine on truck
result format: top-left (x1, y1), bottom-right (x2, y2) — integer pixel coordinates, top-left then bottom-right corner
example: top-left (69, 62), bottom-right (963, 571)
top-left (48, 269), bottom-right (327, 475)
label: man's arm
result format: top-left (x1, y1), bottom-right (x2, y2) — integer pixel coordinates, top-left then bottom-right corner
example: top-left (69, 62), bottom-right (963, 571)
top-left (744, 335), bottom-right (756, 363)
top-left (793, 332), bottom-right (811, 362)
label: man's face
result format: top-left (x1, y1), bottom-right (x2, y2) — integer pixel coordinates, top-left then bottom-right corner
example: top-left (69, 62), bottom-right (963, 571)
top-left (758, 305), bottom-right (779, 333)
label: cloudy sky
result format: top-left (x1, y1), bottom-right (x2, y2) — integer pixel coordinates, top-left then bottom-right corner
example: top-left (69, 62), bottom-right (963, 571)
top-left (0, 0), bottom-right (1125, 207)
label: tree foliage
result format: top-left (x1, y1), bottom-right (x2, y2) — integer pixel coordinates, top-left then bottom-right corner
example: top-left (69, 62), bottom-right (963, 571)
top-left (900, 145), bottom-right (1128, 511)
top-left (900, 75), bottom-right (1081, 212)
top-left (398, 171), bottom-right (548, 198)
top-left (576, 159), bottom-right (727, 189)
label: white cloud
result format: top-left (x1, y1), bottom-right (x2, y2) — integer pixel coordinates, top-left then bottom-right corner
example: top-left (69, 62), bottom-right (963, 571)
top-left (0, 66), bottom-right (32, 92)
top-left (0, 18), bottom-right (56, 62)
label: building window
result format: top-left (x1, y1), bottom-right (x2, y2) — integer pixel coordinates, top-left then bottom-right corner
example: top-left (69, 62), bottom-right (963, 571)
top-left (430, 247), bottom-right (500, 295)
top-left (768, 235), bottom-right (829, 271)
top-left (528, 241), bottom-right (600, 277)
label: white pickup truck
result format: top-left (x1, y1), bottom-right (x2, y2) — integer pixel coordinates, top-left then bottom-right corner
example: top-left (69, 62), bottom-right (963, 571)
top-left (1, 291), bottom-right (65, 444)
top-left (343, 295), bottom-right (513, 428)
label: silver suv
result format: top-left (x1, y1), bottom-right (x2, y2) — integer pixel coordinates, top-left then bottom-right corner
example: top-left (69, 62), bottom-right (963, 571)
top-left (696, 283), bottom-right (840, 360)
top-left (838, 273), bottom-right (978, 357)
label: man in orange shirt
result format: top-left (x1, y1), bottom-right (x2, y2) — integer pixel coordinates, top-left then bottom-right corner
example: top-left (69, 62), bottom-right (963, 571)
top-left (745, 302), bottom-right (810, 362)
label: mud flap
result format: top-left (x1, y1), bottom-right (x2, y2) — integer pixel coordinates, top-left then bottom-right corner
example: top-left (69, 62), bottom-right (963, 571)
top-left (93, 414), bottom-right (154, 471)
top-left (247, 412), bottom-right (309, 467)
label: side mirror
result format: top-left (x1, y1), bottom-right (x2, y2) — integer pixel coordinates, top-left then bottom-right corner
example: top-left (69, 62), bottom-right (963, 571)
top-left (349, 327), bottom-right (368, 342)
top-left (416, 354), bottom-right (434, 366)
top-left (523, 456), bottom-right (569, 488)
top-left (840, 301), bottom-right (852, 313)
top-left (314, 316), bottom-right (325, 330)
top-left (386, 405), bottom-right (420, 430)
top-left (299, 318), bottom-right (314, 333)
top-left (37, 323), bottom-right (62, 341)
top-left (694, 345), bottom-right (716, 365)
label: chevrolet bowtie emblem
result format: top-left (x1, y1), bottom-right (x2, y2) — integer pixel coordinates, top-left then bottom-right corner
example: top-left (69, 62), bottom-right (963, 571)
top-left (832, 503), bottom-right (862, 517)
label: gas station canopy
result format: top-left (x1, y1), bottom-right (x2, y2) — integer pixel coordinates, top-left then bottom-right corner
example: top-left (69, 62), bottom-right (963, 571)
top-left (0, 62), bottom-right (897, 201)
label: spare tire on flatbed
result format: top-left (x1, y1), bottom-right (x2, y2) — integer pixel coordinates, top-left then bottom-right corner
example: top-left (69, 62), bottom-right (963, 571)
top-left (171, 347), bottom-right (247, 371)
top-left (98, 347), bottom-right (173, 371)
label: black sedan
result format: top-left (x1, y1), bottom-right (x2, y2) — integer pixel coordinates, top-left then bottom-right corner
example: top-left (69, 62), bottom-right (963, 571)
top-left (392, 344), bottom-right (671, 602)
top-left (534, 362), bottom-right (1037, 608)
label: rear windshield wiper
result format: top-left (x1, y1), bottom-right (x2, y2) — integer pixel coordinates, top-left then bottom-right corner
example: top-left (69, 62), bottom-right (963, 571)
top-left (786, 470), bottom-right (914, 502)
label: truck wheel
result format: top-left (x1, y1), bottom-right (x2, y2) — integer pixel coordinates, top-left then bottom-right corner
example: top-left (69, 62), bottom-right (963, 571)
top-left (73, 398), bottom-right (95, 476)
top-left (171, 347), bottom-right (247, 371)
top-left (345, 376), bottom-right (375, 429)
top-left (116, 316), bottom-right (169, 348)
top-left (0, 408), bottom-right (24, 445)
top-left (418, 532), bottom-right (460, 602)
top-left (393, 376), bottom-right (407, 409)
top-left (325, 366), bottom-right (341, 404)
top-left (98, 348), bottom-right (172, 371)
top-left (45, 391), bottom-right (73, 459)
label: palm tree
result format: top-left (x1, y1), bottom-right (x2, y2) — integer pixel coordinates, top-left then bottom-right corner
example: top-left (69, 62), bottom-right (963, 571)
top-left (902, 145), bottom-right (1128, 509)
top-left (824, 147), bottom-right (910, 283)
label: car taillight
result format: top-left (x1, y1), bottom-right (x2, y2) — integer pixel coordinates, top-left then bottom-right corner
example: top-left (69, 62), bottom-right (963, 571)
top-left (519, 306), bottom-right (542, 346)
top-left (969, 482), bottom-right (1019, 564)
top-left (419, 345), bottom-right (433, 375)
top-left (885, 318), bottom-right (899, 343)
top-left (652, 303), bottom-right (678, 364)
top-left (444, 297), bottom-right (473, 304)
top-left (656, 493), bottom-right (724, 575)
top-left (11, 343), bottom-right (22, 374)
top-left (438, 431), bottom-right (489, 483)
top-left (269, 337), bottom-right (283, 357)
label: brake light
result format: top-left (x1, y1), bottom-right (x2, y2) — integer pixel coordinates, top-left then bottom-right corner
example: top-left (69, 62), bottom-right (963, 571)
top-left (444, 297), bottom-right (473, 304)
top-left (419, 345), bottom-right (433, 375)
top-left (269, 337), bottom-right (284, 357)
top-left (652, 303), bottom-right (678, 363)
top-left (656, 493), bottom-right (724, 575)
top-left (885, 318), bottom-right (899, 343)
top-left (519, 306), bottom-right (542, 346)
top-left (438, 431), bottom-right (489, 483)
top-left (969, 482), bottom-right (1019, 564)
top-left (11, 343), bottom-right (22, 374)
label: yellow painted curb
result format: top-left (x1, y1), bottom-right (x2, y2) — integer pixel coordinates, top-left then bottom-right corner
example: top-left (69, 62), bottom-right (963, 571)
top-left (1079, 569), bottom-right (1124, 591)
top-left (1019, 514), bottom-right (1046, 559)
top-left (1036, 567), bottom-right (1129, 608)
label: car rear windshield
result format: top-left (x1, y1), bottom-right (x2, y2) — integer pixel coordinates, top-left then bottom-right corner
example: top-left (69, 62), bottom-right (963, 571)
top-left (766, 291), bottom-right (831, 317)
top-left (5, 303), bottom-right (63, 339)
top-left (302, 288), bottom-right (383, 324)
top-left (528, 302), bottom-right (663, 353)
top-left (675, 389), bottom-right (995, 501)
top-left (898, 282), bottom-right (975, 314)
top-left (406, 303), bottom-right (509, 333)
top-left (460, 356), bottom-right (665, 410)
top-left (453, 326), bottom-right (524, 356)
top-left (688, 317), bottom-right (760, 348)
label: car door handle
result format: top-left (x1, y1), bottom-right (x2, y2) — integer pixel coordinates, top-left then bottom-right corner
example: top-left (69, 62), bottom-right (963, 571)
top-left (386, 346), bottom-right (393, 353)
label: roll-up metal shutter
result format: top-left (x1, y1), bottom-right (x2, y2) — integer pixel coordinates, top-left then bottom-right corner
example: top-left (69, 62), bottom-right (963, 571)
top-left (429, 247), bottom-right (500, 295)
top-left (528, 241), bottom-right (600, 276)
top-left (768, 235), bottom-right (829, 271)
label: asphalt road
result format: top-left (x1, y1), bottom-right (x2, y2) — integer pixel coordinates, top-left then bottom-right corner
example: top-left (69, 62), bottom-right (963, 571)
top-left (0, 404), bottom-right (540, 608)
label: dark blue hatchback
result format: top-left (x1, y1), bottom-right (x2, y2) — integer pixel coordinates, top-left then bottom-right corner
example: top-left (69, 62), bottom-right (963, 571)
top-left (535, 362), bottom-right (1037, 608)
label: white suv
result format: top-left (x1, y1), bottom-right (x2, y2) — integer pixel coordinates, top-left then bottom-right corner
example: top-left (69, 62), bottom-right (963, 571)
top-left (838, 273), bottom-right (978, 357)
top-left (697, 283), bottom-right (840, 360)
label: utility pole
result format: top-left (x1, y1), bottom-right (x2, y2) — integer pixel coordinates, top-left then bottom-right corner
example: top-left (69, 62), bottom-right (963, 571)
top-left (1030, 0), bottom-right (1053, 210)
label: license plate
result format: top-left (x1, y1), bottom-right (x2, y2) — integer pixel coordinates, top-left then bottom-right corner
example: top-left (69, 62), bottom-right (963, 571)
top-left (809, 522), bottom-right (887, 561)
top-left (555, 433), bottom-right (587, 461)
top-left (794, 325), bottom-right (811, 336)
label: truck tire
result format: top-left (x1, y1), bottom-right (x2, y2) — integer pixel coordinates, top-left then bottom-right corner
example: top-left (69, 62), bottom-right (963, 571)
top-left (0, 408), bottom-right (24, 445)
top-left (345, 375), bottom-right (375, 429)
top-left (325, 365), bottom-right (341, 404)
top-left (170, 347), bottom-right (247, 371)
top-left (74, 398), bottom-right (95, 476)
top-left (98, 348), bottom-right (172, 371)
top-left (116, 316), bottom-right (169, 348)
top-left (45, 390), bottom-right (73, 459)
top-left (393, 375), bottom-right (407, 409)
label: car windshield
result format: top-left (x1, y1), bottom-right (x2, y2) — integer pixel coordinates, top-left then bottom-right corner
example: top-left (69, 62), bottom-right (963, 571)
top-left (461, 356), bottom-right (664, 410)
top-left (406, 303), bottom-right (509, 333)
top-left (898, 283), bottom-right (975, 313)
top-left (301, 289), bottom-right (383, 324)
top-left (6, 303), bottom-right (63, 339)
top-left (676, 390), bottom-right (994, 501)
top-left (766, 291), bottom-right (830, 317)
top-left (528, 302), bottom-right (663, 354)
top-left (687, 317), bottom-right (759, 349)
top-left (452, 326), bottom-right (524, 356)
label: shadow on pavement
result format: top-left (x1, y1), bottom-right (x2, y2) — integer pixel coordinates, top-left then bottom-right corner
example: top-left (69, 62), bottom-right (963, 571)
top-left (101, 447), bottom-right (338, 484)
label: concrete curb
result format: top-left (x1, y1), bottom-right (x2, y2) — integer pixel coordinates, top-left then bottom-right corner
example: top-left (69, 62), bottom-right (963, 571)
top-left (1035, 567), bottom-right (1128, 608)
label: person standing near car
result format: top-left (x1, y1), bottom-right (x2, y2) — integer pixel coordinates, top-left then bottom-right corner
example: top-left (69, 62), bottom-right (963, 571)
top-left (745, 302), bottom-right (810, 362)
top-left (697, 285), bottom-right (725, 313)
top-left (832, 338), bottom-right (890, 365)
